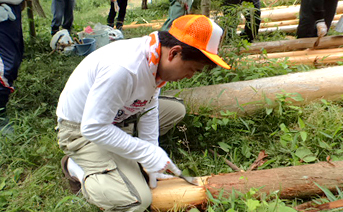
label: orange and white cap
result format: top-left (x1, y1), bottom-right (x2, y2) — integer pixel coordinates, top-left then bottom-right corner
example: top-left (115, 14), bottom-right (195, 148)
top-left (168, 15), bottom-right (230, 70)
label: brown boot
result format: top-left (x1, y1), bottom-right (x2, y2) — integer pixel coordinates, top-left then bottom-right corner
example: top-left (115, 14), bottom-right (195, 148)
top-left (61, 155), bottom-right (81, 194)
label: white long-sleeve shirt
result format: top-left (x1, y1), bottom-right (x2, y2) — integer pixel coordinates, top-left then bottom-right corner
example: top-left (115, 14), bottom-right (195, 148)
top-left (56, 33), bottom-right (169, 172)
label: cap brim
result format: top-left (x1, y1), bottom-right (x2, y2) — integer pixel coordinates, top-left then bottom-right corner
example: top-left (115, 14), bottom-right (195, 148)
top-left (200, 50), bottom-right (231, 70)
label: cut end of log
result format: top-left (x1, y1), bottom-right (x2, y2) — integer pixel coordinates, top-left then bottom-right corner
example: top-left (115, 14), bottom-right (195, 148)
top-left (151, 176), bottom-right (210, 212)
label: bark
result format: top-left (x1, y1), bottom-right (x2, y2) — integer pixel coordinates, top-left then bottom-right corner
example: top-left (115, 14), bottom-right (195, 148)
top-left (201, 0), bottom-right (211, 17)
top-left (151, 161), bottom-right (343, 212)
top-left (246, 48), bottom-right (343, 59)
top-left (122, 22), bottom-right (162, 29)
top-left (257, 1), bottom-right (343, 22)
top-left (238, 20), bottom-right (338, 35)
top-left (239, 35), bottom-right (343, 54)
top-left (162, 66), bottom-right (343, 117)
top-left (141, 0), bottom-right (148, 9)
top-left (27, 0), bottom-right (36, 38)
top-left (239, 14), bottom-right (343, 29)
top-left (207, 161), bottom-right (343, 199)
top-left (250, 50), bottom-right (343, 66)
top-left (32, 0), bottom-right (46, 18)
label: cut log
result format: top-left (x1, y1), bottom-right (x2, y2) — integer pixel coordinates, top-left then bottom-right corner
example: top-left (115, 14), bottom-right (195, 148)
top-left (251, 51), bottom-right (343, 66)
top-left (162, 66), bottom-right (343, 117)
top-left (239, 13), bottom-right (343, 29)
top-left (246, 48), bottom-right (343, 60)
top-left (239, 35), bottom-right (343, 54)
top-left (122, 22), bottom-right (162, 29)
top-left (151, 161), bottom-right (343, 211)
top-left (239, 2), bottom-right (343, 23)
top-left (237, 20), bottom-right (338, 35)
top-left (207, 161), bottom-right (343, 199)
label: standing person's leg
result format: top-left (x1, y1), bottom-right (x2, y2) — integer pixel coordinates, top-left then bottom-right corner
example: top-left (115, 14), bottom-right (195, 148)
top-left (241, 0), bottom-right (261, 42)
top-left (61, 0), bottom-right (75, 32)
top-left (107, 1), bottom-right (117, 27)
top-left (158, 96), bottom-right (186, 136)
top-left (0, 4), bottom-right (24, 131)
top-left (58, 120), bottom-right (152, 211)
top-left (116, 0), bottom-right (128, 30)
top-left (297, 0), bottom-right (316, 38)
top-left (161, 0), bottom-right (186, 31)
top-left (324, 0), bottom-right (338, 29)
top-left (51, 0), bottom-right (65, 35)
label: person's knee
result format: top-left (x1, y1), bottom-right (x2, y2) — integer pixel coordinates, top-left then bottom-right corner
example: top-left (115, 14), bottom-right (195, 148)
top-left (84, 174), bottom-right (152, 211)
top-left (173, 100), bottom-right (186, 122)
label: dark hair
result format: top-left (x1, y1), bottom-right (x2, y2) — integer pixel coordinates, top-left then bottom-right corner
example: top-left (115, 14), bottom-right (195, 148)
top-left (158, 31), bottom-right (216, 67)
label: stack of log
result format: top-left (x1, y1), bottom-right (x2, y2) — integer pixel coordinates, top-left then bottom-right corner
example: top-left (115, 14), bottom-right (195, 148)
top-left (242, 35), bottom-right (343, 66)
top-left (238, 1), bottom-right (343, 34)
top-left (236, 1), bottom-right (343, 66)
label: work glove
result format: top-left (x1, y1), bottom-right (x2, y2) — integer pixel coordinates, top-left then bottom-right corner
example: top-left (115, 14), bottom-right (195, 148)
top-left (144, 147), bottom-right (182, 188)
top-left (148, 172), bottom-right (176, 188)
top-left (316, 20), bottom-right (327, 38)
top-left (111, 0), bottom-right (119, 12)
top-left (177, 0), bottom-right (192, 13)
top-left (0, 4), bottom-right (16, 22)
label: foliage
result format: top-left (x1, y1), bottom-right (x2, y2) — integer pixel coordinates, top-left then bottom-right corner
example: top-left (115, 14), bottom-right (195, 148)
top-left (2, 0), bottom-right (343, 211)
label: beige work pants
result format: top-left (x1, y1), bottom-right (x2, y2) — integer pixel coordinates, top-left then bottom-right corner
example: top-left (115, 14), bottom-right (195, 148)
top-left (57, 97), bottom-right (185, 212)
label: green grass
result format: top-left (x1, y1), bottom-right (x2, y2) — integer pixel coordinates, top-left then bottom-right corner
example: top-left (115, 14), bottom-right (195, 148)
top-left (1, 0), bottom-right (343, 211)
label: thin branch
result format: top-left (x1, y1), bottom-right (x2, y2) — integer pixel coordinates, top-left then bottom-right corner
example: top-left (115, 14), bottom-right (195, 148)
top-left (209, 149), bottom-right (244, 172)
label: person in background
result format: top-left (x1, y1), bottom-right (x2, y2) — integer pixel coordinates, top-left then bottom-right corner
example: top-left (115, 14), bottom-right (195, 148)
top-left (297, 0), bottom-right (339, 38)
top-left (160, 0), bottom-right (193, 31)
top-left (223, 0), bottom-right (261, 43)
top-left (57, 15), bottom-right (230, 211)
top-left (0, 0), bottom-right (24, 134)
top-left (51, 0), bottom-right (75, 35)
top-left (107, 0), bottom-right (128, 30)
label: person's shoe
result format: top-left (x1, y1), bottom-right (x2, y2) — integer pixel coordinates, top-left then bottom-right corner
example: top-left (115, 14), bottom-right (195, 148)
top-left (116, 21), bottom-right (123, 30)
top-left (61, 155), bottom-right (81, 194)
top-left (107, 23), bottom-right (115, 28)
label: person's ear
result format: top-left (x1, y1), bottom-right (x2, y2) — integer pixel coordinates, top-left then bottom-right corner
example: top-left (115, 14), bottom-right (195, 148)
top-left (168, 45), bottom-right (182, 61)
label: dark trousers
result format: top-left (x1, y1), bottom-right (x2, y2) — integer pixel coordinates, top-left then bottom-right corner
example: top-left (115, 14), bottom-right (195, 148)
top-left (223, 0), bottom-right (261, 42)
top-left (51, 0), bottom-right (75, 33)
top-left (0, 4), bottom-right (24, 112)
top-left (297, 0), bottom-right (338, 38)
top-left (107, 0), bottom-right (128, 28)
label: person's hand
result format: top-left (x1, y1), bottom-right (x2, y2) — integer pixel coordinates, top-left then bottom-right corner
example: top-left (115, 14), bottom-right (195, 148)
top-left (0, 4), bottom-right (16, 22)
top-left (144, 147), bottom-right (182, 188)
top-left (148, 172), bottom-right (176, 188)
top-left (114, 0), bottom-right (119, 12)
top-left (316, 20), bottom-right (327, 38)
top-left (177, 0), bottom-right (190, 13)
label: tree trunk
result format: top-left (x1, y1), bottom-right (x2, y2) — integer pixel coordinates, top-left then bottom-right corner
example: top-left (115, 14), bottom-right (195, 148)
top-left (247, 48), bottom-right (343, 60)
top-left (151, 161), bottom-right (343, 212)
top-left (162, 66), bottom-right (343, 117)
top-left (207, 161), bottom-right (343, 199)
top-left (201, 0), bottom-right (211, 17)
top-left (123, 22), bottom-right (162, 29)
top-left (245, 48), bottom-right (343, 66)
top-left (238, 20), bottom-right (338, 35)
top-left (27, 0), bottom-right (36, 38)
top-left (239, 13), bottom-right (343, 29)
top-left (239, 35), bottom-right (343, 54)
top-left (251, 1), bottom-right (343, 22)
top-left (141, 0), bottom-right (148, 9)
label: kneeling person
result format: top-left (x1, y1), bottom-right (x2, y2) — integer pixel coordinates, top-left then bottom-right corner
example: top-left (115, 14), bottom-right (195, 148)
top-left (56, 15), bottom-right (231, 211)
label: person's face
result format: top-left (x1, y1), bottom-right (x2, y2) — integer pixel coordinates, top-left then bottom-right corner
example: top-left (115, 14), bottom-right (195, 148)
top-left (157, 46), bottom-right (207, 82)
